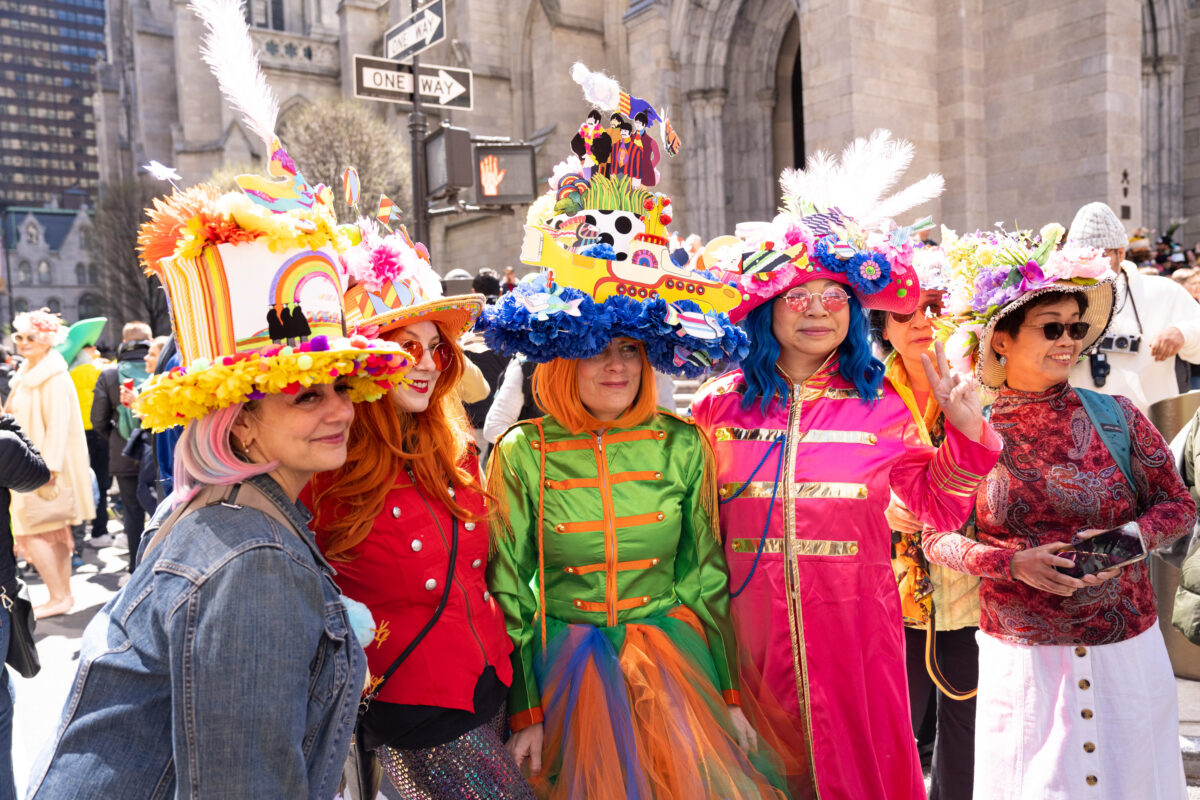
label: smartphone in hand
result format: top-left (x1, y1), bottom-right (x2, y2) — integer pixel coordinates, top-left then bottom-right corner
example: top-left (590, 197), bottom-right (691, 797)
top-left (1054, 522), bottom-right (1146, 579)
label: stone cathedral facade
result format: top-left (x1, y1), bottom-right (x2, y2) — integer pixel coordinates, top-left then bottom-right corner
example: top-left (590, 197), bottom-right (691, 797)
top-left (97, 0), bottom-right (1198, 273)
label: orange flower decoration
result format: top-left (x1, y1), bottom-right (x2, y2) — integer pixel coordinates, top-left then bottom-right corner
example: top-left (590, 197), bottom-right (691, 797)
top-left (138, 184), bottom-right (224, 275)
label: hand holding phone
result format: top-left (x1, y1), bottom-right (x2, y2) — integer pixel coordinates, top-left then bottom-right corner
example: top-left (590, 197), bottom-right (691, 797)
top-left (1053, 522), bottom-right (1146, 579)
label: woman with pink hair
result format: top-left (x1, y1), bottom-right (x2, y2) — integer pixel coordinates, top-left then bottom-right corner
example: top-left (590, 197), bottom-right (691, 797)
top-left (5, 309), bottom-right (95, 618)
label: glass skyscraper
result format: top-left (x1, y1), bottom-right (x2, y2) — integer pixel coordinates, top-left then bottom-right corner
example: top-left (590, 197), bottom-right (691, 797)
top-left (0, 0), bottom-right (105, 208)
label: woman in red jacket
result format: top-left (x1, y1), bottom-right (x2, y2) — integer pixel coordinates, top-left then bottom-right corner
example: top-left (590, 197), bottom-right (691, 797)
top-left (305, 224), bottom-right (533, 799)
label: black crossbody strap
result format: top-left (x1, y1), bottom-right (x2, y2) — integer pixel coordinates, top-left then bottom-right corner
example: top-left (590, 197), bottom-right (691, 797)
top-left (360, 511), bottom-right (459, 711)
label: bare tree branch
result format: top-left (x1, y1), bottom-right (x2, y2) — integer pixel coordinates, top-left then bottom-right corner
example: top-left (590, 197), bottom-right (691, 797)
top-left (90, 180), bottom-right (171, 334)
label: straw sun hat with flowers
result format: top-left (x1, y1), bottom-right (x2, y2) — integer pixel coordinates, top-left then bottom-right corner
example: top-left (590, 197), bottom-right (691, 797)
top-left (941, 223), bottom-right (1116, 389)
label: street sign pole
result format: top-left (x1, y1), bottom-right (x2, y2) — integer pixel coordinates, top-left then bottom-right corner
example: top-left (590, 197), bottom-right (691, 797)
top-left (407, 8), bottom-right (430, 245)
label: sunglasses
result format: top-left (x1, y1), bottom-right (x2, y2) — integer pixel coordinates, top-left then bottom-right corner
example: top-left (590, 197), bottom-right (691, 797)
top-left (397, 339), bottom-right (454, 371)
top-left (783, 287), bottom-right (850, 314)
top-left (1020, 321), bottom-right (1091, 341)
top-left (888, 302), bottom-right (943, 324)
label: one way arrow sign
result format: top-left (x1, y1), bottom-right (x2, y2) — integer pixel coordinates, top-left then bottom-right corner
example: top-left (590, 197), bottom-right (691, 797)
top-left (353, 56), bottom-right (474, 110)
top-left (383, 0), bottom-right (446, 62)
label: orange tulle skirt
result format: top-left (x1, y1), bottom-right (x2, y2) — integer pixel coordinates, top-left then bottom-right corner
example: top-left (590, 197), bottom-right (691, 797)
top-left (531, 606), bottom-right (786, 800)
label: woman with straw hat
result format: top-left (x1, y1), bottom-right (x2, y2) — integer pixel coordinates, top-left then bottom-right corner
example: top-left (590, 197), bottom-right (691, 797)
top-left (923, 225), bottom-right (1193, 800)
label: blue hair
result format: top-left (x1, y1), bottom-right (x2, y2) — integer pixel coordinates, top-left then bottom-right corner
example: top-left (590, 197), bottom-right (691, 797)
top-left (739, 293), bottom-right (885, 413)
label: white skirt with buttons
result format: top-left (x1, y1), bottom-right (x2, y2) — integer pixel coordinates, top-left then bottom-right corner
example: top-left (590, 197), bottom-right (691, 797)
top-left (973, 624), bottom-right (1186, 800)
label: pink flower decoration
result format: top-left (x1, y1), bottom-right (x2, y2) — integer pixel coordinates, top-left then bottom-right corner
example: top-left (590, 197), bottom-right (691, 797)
top-left (739, 264), bottom-right (800, 297)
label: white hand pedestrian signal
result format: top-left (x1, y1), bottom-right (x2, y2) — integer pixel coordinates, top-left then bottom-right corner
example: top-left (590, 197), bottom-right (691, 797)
top-left (480, 155), bottom-right (507, 197)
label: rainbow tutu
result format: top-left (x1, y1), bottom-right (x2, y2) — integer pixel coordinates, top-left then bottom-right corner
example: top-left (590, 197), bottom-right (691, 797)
top-left (531, 606), bottom-right (786, 799)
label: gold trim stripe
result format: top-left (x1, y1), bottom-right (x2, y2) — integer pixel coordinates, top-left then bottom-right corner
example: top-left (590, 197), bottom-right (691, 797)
top-left (730, 538), bottom-right (860, 556)
top-left (929, 448), bottom-right (983, 497)
top-left (712, 427), bottom-right (784, 443)
top-left (712, 427), bottom-right (877, 445)
top-left (718, 481), bottom-right (869, 500)
top-left (803, 430), bottom-right (878, 445)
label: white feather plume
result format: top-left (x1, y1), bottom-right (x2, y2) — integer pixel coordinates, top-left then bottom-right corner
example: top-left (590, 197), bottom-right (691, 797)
top-left (570, 62), bottom-right (621, 110)
top-left (780, 129), bottom-right (943, 229)
top-left (188, 0), bottom-right (278, 149)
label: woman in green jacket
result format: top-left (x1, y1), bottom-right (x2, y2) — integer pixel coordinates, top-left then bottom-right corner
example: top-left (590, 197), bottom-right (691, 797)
top-left (484, 334), bottom-right (783, 799)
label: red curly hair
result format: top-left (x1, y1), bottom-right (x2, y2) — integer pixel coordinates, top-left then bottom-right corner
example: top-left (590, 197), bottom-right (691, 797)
top-left (309, 323), bottom-right (488, 561)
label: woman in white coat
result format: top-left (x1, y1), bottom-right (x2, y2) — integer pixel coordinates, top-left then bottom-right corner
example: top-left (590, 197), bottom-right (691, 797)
top-left (6, 310), bottom-right (95, 618)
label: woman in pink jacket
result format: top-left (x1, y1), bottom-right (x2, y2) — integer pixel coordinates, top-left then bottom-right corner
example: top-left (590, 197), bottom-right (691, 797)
top-left (691, 135), bottom-right (1001, 800)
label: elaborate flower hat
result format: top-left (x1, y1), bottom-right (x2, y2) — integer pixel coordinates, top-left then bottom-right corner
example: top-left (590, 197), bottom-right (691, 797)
top-left (941, 223), bottom-right (1116, 388)
top-left (477, 66), bottom-right (747, 378)
top-left (131, 0), bottom-right (412, 432)
top-left (340, 214), bottom-right (483, 339)
top-left (718, 130), bottom-right (945, 323)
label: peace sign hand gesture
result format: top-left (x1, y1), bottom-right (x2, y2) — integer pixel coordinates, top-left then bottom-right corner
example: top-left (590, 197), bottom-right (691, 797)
top-left (920, 340), bottom-right (987, 444)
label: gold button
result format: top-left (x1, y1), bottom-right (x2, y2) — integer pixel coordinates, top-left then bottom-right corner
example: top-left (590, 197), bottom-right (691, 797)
top-left (464, 522), bottom-right (476, 531)
top-left (657, 431), bottom-right (666, 439)
top-left (651, 558), bottom-right (660, 565)
top-left (564, 567), bottom-right (575, 574)
top-left (857, 487), bottom-right (868, 498)
top-left (545, 480), bottom-right (553, 488)
top-left (1078, 679), bottom-right (1091, 690)
top-left (656, 512), bottom-right (665, 521)
top-left (654, 472), bottom-right (662, 479)
top-left (1074, 646), bottom-right (1087, 657)
top-left (531, 441), bottom-right (540, 449)
top-left (555, 523), bottom-right (565, 533)
top-left (1086, 775), bottom-right (1097, 786)
top-left (642, 596), bottom-right (650, 603)
top-left (573, 599), bottom-right (581, 607)
top-left (719, 486), bottom-right (729, 497)
top-left (868, 434), bottom-right (878, 444)
top-left (1081, 709), bottom-right (1093, 720)
top-left (849, 543), bottom-right (859, 554)
top-left (1083, 742), bottom-right (1095, 753)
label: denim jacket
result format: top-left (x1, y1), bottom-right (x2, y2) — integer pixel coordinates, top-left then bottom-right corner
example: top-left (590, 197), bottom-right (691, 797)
top-left (27, 474), bottom-right (366, 799)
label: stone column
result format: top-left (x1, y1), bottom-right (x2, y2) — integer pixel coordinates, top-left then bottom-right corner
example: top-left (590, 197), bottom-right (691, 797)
top-left (336, 0), bottom-right (386, 97)
top-left (685, 88), bottom-right (727, 240)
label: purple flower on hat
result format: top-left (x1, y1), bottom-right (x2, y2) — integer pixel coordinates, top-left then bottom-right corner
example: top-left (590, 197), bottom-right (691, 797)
top-left (1017, 259), bottom-right (1047, 293)
top-left (308, 335), bottom-right (330, 352)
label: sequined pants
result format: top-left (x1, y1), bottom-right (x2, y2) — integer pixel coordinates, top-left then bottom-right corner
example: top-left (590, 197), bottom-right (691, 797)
top-left (377, 708), bottom-right (535, 800)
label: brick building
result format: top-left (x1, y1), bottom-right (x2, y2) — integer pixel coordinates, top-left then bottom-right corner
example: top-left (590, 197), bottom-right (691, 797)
top-left (96, 0), bottom-right (1194, 274)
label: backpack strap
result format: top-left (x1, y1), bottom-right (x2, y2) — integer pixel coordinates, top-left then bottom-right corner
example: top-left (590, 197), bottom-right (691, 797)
top-left (1075, 387), bottom-right (1135, 490)
top-left (141, 482), bottom-right (299, 561)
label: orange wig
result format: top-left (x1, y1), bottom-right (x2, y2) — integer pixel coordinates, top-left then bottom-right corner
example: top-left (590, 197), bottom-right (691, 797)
top-left (309, 323), bottom-right (488, 561)
top-left (530, 347), bottom-right (659, 434)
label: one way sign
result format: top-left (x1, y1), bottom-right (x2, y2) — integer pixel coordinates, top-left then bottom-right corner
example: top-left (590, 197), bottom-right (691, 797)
top-left (383, 0), bottom-right (445, 62)
top-left (353, 55), bottom-right (473, 110)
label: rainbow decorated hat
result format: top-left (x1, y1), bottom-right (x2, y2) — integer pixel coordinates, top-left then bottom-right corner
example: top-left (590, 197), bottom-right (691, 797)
top-left (719, 130), bottom-right (945, 323)
top-left (131, 1), bottom-right (412, 432)
top-left (340, 219), bottom-right (483, 339)
top-left (478, 66), bottom-right (747, 378)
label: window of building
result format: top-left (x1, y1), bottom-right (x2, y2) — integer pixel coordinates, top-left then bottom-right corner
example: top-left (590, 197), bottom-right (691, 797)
top-left (23, 220), bottom-right (37, 245)
top-left (13, 297), bottom-right (28, 313)
top-left (36, 261), bottom-right (51, 285)
top-left (46, 297), bottom-right (61, 314)
top-left (87, 263), bottom-right (97, 284)
top-left (77, 292), bottom-right (102, 318)
top-left (245, 0), bottom-right (285, 31)
top-left (15, 261), bottom-right (31, 285)
top-left (74, 262), bottom-right (85, 284)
